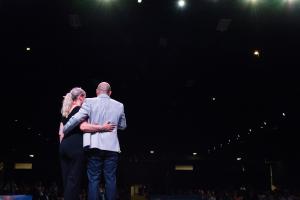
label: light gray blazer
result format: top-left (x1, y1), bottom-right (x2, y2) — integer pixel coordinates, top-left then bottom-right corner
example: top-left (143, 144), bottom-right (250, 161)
top-left (63, 94), bottom-right (127, 152)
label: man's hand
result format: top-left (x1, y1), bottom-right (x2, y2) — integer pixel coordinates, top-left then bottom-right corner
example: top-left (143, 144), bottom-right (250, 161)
top-left (100, 121), bottom-right (116, 132)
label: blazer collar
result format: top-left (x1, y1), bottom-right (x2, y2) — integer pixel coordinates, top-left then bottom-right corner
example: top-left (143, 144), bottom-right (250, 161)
top-left (97, 94), bottom-right (110, 99)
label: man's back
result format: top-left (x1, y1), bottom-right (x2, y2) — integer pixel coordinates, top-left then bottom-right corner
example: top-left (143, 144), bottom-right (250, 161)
top-left (83, 94), bottom-right (126, 152)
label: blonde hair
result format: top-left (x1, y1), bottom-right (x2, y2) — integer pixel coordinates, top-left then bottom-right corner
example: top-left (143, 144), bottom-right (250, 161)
top-left (61, 87), bottom-right (86, 117)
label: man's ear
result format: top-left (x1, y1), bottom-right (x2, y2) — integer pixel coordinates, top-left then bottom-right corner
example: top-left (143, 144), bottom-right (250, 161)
top-left (108, 91), bottom-right (112, 96)
top-left (96, 89), bottom-right (99, 96)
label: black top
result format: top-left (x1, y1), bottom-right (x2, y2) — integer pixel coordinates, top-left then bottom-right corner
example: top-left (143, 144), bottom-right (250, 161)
top-left (61, 106), bottom-right (81, 138)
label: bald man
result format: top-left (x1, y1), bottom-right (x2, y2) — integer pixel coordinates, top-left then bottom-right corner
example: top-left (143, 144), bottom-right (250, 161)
top-left (63, 82), bottom-right (127, 200)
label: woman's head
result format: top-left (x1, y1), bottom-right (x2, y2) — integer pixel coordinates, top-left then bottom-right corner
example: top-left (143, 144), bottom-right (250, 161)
top-left (61, 87), bottom-right (86, 117)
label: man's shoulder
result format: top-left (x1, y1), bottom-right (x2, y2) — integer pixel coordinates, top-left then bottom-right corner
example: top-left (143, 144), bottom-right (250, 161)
top-left (85, 97), bottom-right (98, 102)
top-left (110, 98), bottom-right (124, 107)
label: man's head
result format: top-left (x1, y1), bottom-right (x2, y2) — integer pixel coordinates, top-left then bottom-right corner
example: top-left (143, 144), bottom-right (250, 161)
top-left (96, 82), bottom-right (112, 96)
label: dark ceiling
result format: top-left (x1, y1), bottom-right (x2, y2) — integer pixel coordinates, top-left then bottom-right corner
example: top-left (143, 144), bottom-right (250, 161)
top-left (1, 0), bottom-right (300, 160)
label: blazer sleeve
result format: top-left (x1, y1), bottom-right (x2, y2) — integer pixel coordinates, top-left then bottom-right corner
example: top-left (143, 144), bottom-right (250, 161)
top-left (118, 104), bottom-right (127, 130)
top-left (63, 101), bottom-right (91, 134)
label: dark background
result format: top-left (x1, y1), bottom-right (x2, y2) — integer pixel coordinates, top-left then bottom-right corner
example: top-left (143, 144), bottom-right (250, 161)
top-left (1, 0), bottom-right (300, 190)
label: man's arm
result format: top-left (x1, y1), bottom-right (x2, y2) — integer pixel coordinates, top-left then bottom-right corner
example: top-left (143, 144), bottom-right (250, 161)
top-left (63, 102), bottom-right (90, 134)
top-left (80, 121), bottom-right (116, 133)
top-left (118, 104), bottom-right (127, 130)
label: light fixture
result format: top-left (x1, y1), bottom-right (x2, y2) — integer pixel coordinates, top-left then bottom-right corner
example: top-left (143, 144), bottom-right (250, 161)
top-left (177, 0), bottom-right (186, 8)
top-left (253, 50), bottom-right (260, 57)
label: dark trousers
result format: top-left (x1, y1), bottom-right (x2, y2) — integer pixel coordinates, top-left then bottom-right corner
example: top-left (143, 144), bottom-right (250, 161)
top-left (60, 134), bottom-right (85, 200)
top-left (86, 148), bottom-right (119, 200)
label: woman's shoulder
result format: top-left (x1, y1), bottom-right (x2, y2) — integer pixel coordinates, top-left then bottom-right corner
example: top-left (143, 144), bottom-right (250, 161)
top-left (72, 105), bottom-right (81, 113)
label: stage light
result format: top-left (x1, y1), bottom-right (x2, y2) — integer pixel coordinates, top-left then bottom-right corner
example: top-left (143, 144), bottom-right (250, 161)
top-left (282, 112), bottom-right (286, 116)
top-left (248, 0), bottom-right (258, 3)
top-left (242, 166), bottom-right (246, 172)
top-left (254, 50), bottom-right (260, 57)
top-left (237, 157), bottom-right (242, 161)
top-left (193, 152), bottom-right (197, 155)
top-left (175, 165), bottom-right (193, 171)
top-left (177, 0), bottom-right (186, 8)
top-left (26, 47), bottom-right (31, 51)
top-left (15, 163), bottom-right (32, 170)
top-left (29, 154), bottom-right (34, 158)
top-left (212, 97), bottom-right (216, 101)
top-left (150, 150), bottom-right (154, 154)
top-left (97, 0), bottom-right (116, 4)
top-left (284, 0), bottom-right (297, 3)
top-left (138, 0), bottom-right (142, 3)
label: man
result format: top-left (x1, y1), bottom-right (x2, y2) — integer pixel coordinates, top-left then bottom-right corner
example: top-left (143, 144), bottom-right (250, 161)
top-left (63, 82), bottom-right (127, 200)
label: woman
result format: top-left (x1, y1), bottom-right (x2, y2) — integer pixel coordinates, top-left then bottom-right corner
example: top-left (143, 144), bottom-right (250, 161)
top-left (58, 87), bottom-right (115, 200)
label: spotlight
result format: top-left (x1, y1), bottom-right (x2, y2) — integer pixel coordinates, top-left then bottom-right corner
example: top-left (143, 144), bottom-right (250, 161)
top-left (249, 0), bottom-right (258, 3)
top-left (253, 50), bottom-right (260, 57)
top-left (177, 0), bottom-right (186, 8)
top-left (285, 0), bottom-right (296, 3)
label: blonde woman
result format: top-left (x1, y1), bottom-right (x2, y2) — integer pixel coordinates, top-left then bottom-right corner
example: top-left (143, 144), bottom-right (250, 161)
top-left (58, 87), bottom-right (115, 200)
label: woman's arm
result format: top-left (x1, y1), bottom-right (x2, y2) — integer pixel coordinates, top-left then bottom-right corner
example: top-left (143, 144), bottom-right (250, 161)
top-left (58, 122), bottom-right (64, 143)
top-left (80, 121), bottom-right (116, 133)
